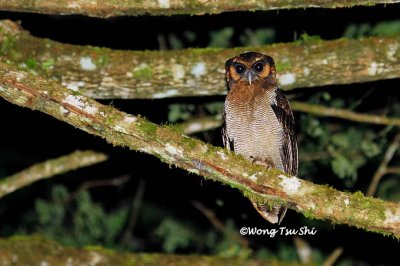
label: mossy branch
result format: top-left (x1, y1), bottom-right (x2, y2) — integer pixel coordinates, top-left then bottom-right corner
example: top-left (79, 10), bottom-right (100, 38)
top-left (0, 235), bottom-right (297, 266)
top-left (1, 20), bottom-right (400, 99)
top-left (0, 150), bottom-right (108, 199)
top-left (1, 61), bottom-right (399, 238)
top-left (0, 0), bottom-right (398, 17)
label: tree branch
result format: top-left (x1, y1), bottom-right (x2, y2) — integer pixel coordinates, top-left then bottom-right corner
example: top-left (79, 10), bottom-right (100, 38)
top-left (0, 0), bottom-right (398, 17)
top-left (1, 61), bottom-right (399, 238)
top-left (179, 101), bottom-right (400, 136)
top-left (291, 102), bottom-right (400, 127)
top-left (366, 133), bottom-right (400, 196)
top-left (180, 115), bottom-right (222, 135)
top-left (1, 20), bottom-right (400, 99)
top-left (0, 150), bottom-right (108, 199)
top-left (0, 235), bottom-right (292, 266)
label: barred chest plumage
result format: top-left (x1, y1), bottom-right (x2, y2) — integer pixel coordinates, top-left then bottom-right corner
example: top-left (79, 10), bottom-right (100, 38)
top-left (224, 85), bottom-right (284, 171)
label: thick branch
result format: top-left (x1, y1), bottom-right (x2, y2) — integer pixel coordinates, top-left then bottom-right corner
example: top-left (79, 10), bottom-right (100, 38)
top-left (0, 0), bottom-right (398, 17)
top-left (1, 20), bottom-right (400, 99)
top-left (0, 150), bottom-right (108, 199)
top-left (0, 61), bottom-right (399, 238)
top-left (0, 235), bottom-right (291, 266)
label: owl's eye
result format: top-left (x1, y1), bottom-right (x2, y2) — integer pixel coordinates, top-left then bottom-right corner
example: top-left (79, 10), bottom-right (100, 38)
top-left (253, 62), bottom-right (264, 72)
top-left (235, 64), bottom-right (245, 74)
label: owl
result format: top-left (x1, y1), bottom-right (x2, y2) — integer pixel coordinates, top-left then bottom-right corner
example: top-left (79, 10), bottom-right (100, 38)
top-left (222, 52), bottom-right (298, 224)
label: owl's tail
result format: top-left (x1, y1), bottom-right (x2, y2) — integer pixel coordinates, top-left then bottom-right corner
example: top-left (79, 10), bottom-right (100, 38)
top-left (250, 200), bottom-right (287, 224)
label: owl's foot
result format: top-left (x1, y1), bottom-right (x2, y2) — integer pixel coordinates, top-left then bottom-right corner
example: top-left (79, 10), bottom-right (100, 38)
top-left (250, 156), bottom-right (275, 169)
top-left (250, 200), bottom-right (287, 224)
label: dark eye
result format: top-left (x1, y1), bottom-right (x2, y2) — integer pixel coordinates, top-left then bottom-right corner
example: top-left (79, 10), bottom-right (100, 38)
top-left (235, 64), bottom-right (245, 74)
top-left (253, 62), bottom-right (264, 72)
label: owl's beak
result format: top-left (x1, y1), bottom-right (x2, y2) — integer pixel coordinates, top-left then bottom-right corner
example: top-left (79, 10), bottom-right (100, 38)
top-left (247, 71), bottom-right (253, 85)
top-left (247, 71), bottom-right (255, 85)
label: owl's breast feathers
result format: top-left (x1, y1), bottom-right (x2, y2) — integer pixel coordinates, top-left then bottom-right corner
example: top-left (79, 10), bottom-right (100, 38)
top-left (223, 85), bottom-right (298, 177)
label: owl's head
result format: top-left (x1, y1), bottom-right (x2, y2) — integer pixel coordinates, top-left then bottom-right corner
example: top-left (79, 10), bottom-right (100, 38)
top-left (225, 52), bottom-right (276, 87)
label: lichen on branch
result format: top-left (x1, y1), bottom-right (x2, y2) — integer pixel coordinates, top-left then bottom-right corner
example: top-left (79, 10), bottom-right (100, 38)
top-left (0, 0), bottom-right (398, 17)
top-left (0, 150), bottom-right (108, 199)
top-left (0, 61), bottom-right (399, 238)
top-left (1, 20), bottom-right (400, 99)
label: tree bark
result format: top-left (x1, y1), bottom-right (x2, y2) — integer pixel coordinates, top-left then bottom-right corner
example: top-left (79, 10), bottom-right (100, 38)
top-left (0, 150), bottom-right (108, 199)
top-left (0, 235), bottom-right (300, 266)
top-left (0, 0), bottom-right (398, 17)
top-left (1, 61), bottom-right (399, 238)
top-left (1, 20), bottom-right (400, 99)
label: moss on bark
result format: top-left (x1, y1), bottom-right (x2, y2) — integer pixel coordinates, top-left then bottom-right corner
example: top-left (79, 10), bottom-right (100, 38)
top-left (1, 61), bottom-right (399, 238)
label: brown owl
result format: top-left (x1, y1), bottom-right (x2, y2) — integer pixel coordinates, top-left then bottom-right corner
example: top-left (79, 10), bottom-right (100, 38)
top-left (222, 52), bottom-right (298, 224)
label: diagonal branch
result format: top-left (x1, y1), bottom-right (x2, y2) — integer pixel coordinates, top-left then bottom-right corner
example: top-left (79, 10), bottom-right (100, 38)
top-left (0, 150), bottom-right (108, 199)
top-left (0, 61), bottom-right (399, 238)
top-left (367, 133), bottom-right (400, 196)
top-left (0, 0), bottom-right (398, 17)
top-left (1, 20), bottom-right (400, 99)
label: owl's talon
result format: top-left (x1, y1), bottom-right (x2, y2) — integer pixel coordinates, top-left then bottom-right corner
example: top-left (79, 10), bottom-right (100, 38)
top-left (250, 156), bottom-right (274, 169)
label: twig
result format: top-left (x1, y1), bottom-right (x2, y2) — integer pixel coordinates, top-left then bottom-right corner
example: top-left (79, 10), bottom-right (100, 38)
top-left (0, 150), bottom-right (108, 199)
top-left (67, 175), bottom-right (130, 203)
top-left (1, 61), bottom-right (400, 238)
top-left (192, 201), bottom-right (249, 247)
top-left (291, 102), bottom-right (400, 127)
top-left (367, 133), bottom-right (400, 196)
top-left (322, 247), bottom-right (343, 266)
top-left (299, 152), bottom-right (330, 162)
top-left (122, 179), bottom-right (146, 245)
top-left (293, 237), bottom-right (312, 264)
top-left (385, 166), bottom-right (400, 174)
top-left (181, 115), bottom-right (222, 135)
top-left (192, 201), bottom-right (225, 231)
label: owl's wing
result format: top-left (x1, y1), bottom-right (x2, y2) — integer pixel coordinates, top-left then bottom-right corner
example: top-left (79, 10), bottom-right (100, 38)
top-left (271, 89), bottom-right (298, 176)
top-left (222, 111), bottom-right (234, 151)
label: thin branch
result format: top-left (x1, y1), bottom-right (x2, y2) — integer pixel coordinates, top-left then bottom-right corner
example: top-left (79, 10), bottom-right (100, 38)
top-left (293, 237), bottom-right (312, 264)
top-left (385, 166), bottom-right (400, 174)
top-left (367, 133), bottom-right (400, 196)
top-left (181, 115), bottom-right (222, 135)
top-left (0, 0), bottom-right (397, 17)
top-left (0, 235), bottom-right (289, 266)
top-left (1, 20), bottom-right (400, 99)
top-left (122, 179), bottom-right (146, 245)
top-left (192, 201), bottom-right (249, 247)
top-left (1, 61), bottom-right (400, 238)
top-left (67, 175), bottom-right (130, 203)
top-left (0, 150), bottom-right (108, 199)
top-left (322, 247), bottom-right (343, 266)
top-left (192, 201), bottom-right (226, 232)
top-left (178, 101), bottom-right (400, 136)
top-left (291, 102), bottom-right (400, 127)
